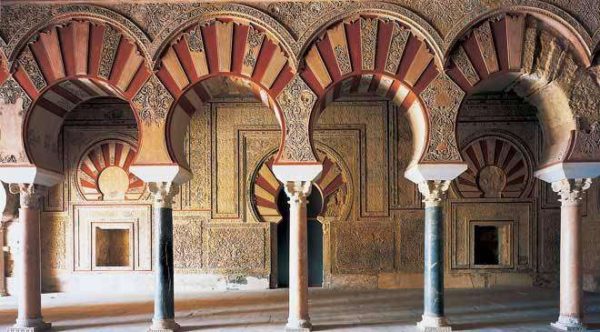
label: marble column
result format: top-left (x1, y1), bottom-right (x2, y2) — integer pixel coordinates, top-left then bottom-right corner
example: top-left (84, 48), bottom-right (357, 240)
top-left (418, 180), bottom-right (451, 332)
top-left (148, 182), bottom-right (180, 332)
top-left (551, 178), bottom-right (592, 331)
top-left (285, 181), bottom-right (312, 332)
top-left (8, 184), bottom-right (51, 332)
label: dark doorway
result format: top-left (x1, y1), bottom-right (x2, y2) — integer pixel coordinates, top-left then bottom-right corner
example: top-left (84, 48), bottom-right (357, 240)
top-left (277, 185), bottom-right (324, 287)
top-left (474, 225), bottom-right (499, 265)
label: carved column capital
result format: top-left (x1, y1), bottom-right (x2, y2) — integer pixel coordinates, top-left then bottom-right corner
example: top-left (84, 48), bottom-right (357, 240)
top-left (284, 181), bottom-right (312, 205)
top-left (148, 182), bottom-right (179, 209)
top-left (8, 184), bottom-right (47, 210)
top-left (551, 178), bottom-right (592, 206)
top-left (418, 180), bottom-right (451, 207)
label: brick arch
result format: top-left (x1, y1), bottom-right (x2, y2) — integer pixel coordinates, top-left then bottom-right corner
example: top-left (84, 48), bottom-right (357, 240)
top-left (4, 18), bottom-right (152, 180)
top-left (300, 15), bottom-right (458, 171)
top-left (155, 18), bottom-right (296, 169)
top-left (446, 12), bottom-right (595, 168)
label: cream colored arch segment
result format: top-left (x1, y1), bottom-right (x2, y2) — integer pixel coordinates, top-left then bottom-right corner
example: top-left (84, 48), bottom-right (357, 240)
top-left (445, 9), bottom-right (600, 182)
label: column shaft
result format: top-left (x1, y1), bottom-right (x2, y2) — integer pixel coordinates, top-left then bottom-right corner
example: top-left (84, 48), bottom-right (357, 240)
top-left (285, 181), bottom-right (311, 332)
top-left (8, 184), bottom-right (50, 332)
top-left (551, 178), bottom-right (591, 331)
top-left (148, 182), bottom-right (179, 332)
top-left (154, 207), bottom-right (175, 321)
top-left (559, 204), bottom-right (582, 321)
top-left (417, 180), bottom-right (451, 331)
top-left (424, 205), bottom-right (444, 318)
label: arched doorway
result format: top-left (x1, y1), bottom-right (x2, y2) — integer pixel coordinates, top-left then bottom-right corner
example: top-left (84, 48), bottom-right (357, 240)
top-left (276, 185), bottom-right (324, 287)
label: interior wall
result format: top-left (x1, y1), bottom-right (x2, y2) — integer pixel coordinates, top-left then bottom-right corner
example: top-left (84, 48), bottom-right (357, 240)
top-left (4, 94), bottom-right (599, 294)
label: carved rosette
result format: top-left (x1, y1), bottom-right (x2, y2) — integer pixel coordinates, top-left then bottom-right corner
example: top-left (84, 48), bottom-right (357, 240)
top-left (133, 75), bottom-right (173, 126)
top-left (551, 178), bottom-right (592, 207)
top-left (276, 76), bottom-right (317, 162)
top-left (9, 183), bottom-right (47, 210)
top-left (420, 73), bottom-right (463, 162)
top-left (148, 182), bottom-right (179, 209)
top-left (418, 180), bottom-right (450, 208)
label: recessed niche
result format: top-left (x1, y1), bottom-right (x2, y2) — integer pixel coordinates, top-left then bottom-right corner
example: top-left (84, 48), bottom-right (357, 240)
top-left (470, 221), bottom-right (513, 268)
top-left (474, 226), bottom-right (499, 265)
top-left (92, 223), bottom-right (134, 270)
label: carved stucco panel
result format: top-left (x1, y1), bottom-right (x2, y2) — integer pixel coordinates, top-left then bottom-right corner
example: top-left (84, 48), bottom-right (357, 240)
top-left (173, 217), bottom-right (203, 269)
top-left (0, 77), bottom-right (30, 164)
top-left (132, 74), bottom-right (172, 126)
top-left (206, 226), bottom-right (266, 272)
top-left (41, 212), bottom-right (66, 271)
top-left (17, 47), bottom-right (47, 91)
top-left (276, 75), bottom-right (317, 162)
top-left (333, 222), bottom-right (395, 274)
top-left (420, 72), bottom-right (464, 162)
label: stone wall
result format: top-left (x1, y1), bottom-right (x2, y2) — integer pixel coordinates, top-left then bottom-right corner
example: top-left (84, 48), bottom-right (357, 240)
top-left (4, 92), bottom-right (597, 294)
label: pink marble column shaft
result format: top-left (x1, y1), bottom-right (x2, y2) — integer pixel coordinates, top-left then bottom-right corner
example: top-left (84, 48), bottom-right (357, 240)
top-left (551, 178), bottom-right (591, 331)
top-left (7, 184), bottom-right (51, 332)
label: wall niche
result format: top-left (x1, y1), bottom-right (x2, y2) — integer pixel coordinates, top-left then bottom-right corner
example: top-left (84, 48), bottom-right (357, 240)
top-left (93, 223), bottom-right (133, 270)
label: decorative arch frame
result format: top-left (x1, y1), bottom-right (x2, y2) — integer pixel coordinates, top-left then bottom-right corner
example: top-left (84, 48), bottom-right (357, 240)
top-left (3, 4), bottom-right (152, 62)
top-left (454, 130), bottom-right (536, 199)
top-left (250, 144), bottom-right (353, 224)
top-left (444, 8), bottom-right (599, 178)
top-left (76, 137), bottom-right (146, 202)
top-left (0, 13), bottom-right (154, 185)
top-left (443, 2), bottom-right (593, 58)
top-left (298, 11), bottom-right (467, 183)
top-left (151, 13), bottom-right (307, 174)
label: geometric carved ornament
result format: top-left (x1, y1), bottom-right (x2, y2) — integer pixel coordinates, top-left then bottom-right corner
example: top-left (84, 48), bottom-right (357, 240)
top-left (251, 148), bottom-right (350, 222)
top-left (456, 135), bottom-right (533, 198)
top-left (77, 140), bottom-right (145, 201)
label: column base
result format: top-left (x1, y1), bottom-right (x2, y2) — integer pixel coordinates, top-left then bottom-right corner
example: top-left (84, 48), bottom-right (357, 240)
top-left (148, 318), bottom-right (180, 332)
top-left (8, 318), bottom-right (51, 332)
top-left (551, 315), bottom-right (586, 331)
top-left (285, 319), bottom-right (312, 332)
top-left (417, 315), bottom-right (452, 332)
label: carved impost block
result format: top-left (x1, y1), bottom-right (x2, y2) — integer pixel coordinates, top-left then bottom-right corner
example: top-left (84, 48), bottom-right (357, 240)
top-left (551, 178), bottom-right (592, 207)
top-left (418, 180), bottom-right (450, 207)
top-left (284, 181), bottom-right (312, 205)
top-left (148, 182), bottom-right (179, 209)
top-left (8, 183), bottom-right (47, 210)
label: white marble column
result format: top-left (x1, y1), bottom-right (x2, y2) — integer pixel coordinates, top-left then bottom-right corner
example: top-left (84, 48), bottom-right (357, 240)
top-left (8, 184), bottom-right (51, 332)
top-left (284, 181), bottom-right (312, 332)
top-left (551, 178), bottom-right (591, 331)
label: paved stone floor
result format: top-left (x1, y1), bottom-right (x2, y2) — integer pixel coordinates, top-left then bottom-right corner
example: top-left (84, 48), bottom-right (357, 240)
top-left (0, 287), bottom-right (599, 331)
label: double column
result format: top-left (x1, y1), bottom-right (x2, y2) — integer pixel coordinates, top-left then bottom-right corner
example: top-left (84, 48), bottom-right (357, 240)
top-left (148, 182), bottom-right (180, 332)
top-left (551, 178), bottom-right (592, 331)
top-left (284, 181), bottom-right (312, 332)
top-left (8, 184), bottom-right (51, 332)
top-left (418, 180), bottom-right (451, 332)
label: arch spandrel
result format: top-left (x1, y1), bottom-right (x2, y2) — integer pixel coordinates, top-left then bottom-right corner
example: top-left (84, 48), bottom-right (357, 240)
top-left (446, 11), bottom-right (600, 182)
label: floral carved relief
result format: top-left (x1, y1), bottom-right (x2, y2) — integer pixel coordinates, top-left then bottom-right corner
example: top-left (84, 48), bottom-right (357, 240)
top-left (276, 76), bottom-right (317, 162)
top-left (420, 73), bottom-right (463, 161)
top-left (133, 75), bottom-right (173, 126)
